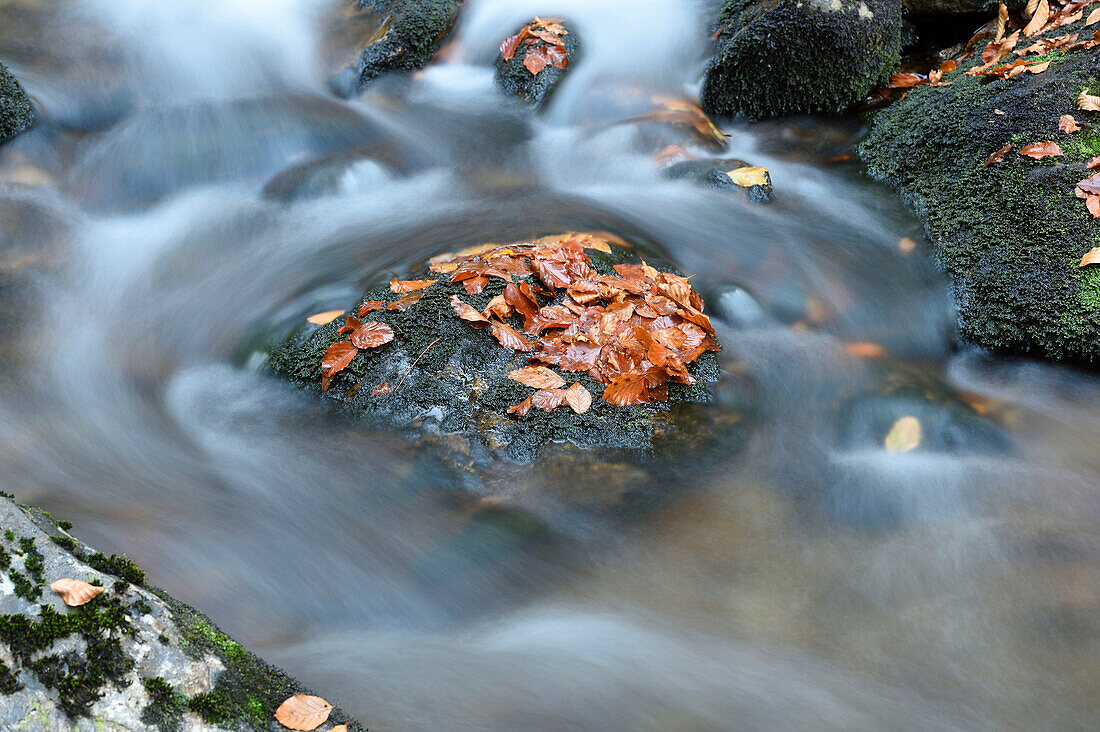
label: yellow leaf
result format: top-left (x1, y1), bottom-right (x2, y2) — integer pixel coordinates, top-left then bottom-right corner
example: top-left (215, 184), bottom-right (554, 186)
top-left (884, 416), bottom-right (922, 453)
top-left (49, 578), bottom-right (105, 607)
top-left (274, 694), bottom-right (333, 731)
top-left (306, 310), bottom-right (345, 325)
top-left (1079, 247), bottom-right (1100, 267)
top-left (724, 166), bottom-right (770, 188)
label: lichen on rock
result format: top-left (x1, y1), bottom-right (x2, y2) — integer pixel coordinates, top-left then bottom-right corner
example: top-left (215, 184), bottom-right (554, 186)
top-left (0, 62), bottom-right (36, 146)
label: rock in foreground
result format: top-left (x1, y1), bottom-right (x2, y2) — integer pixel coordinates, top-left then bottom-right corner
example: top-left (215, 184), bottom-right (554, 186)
top-left (701, 0), bottom-right (902, 119)
top-left (0, 495), bottom-right (360, 731)
top-left (270, 232), bottom-right (728, 463)
top-left (859, 12), bottom-right (1100, 362)
top-left (0, 63), bottom-right (35, 146)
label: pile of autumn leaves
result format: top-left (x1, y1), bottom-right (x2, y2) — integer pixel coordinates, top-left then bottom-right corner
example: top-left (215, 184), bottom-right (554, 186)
top-left (319, 233), bottom-right (718, 418)
top-left (500, 16), bottom-right (570, 76)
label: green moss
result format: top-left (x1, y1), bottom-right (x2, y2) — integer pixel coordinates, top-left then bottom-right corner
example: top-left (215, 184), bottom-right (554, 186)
top-left (4, 529), bottom-right (13, 542)
top-left (0, 545), bottom-right (9, 570)
top-left (1061, 126), bottom-right (1100, 159)
top-left (84, 552), bottom-right (146, 586)
top-left (51, 535), bottom-right (78, 551)
top-left (10, 568), bottom-right (38, 601)
top-left (141, 677), bottom-right (188, 732)
top-left (0, 659), bottom-right (22, 694)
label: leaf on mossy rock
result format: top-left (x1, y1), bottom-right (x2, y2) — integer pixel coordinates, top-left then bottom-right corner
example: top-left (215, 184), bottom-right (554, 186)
top-left (389, 278), bottom-right (436, 293)
top-left (306, 310), bottom-right (344, 325)
top-left (1023, 0), bottom-right (1049, 38)
top-left (321, 341), bottom-right (358, 391)
top-left (564, 382), bottom-right (592, 413)
top-left (449, 295), bottom-right (492, 327)
top-left (490, 320), bottom-right (532, 351)
top-left (1077, 90), bottom-right (1100, 111)
top-left (1059, 115), bottom-right (1082, 133)
top-left (49, 578), bottom-right (105, 607)
top-left (357, 300), bottom-right (385, 317)
top-left (1018, 141), bottom-right (1062, 159)
top-left (1079, 247), bottom-right (1100, 266)
top-left (274, 694), bottom-right (333, 731)
top-left (509, 365), bottom-right (565, 389)
top-left (349, 321), bottom-right (395, 349)
top-left (986, 143), bottom-right (1013, 165)
top-left (724, 166), bottom-right (770, 188)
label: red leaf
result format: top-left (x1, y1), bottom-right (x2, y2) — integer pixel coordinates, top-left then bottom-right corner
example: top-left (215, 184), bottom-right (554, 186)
top-left (500, 27), bottom-right (531, 61)
top-left (388, 291), bottom-right (424, 311)
top-left (372, 381), bottom-right (391, 395)
top-left (320, 341), bottom-right (357, 390)
top-left (1077, 172), bottom-right (1100, 194)
top-left (887, 72), bottom-right (926, 89)
top-left (349, 321), bottom-right (395, 349)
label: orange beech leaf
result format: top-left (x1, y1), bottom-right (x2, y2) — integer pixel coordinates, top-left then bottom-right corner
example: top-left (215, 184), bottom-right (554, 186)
top-left (483, 294), bottom-right (513, 319)
top-left (843, 342), bottom-right (887, 358)
top-left (1089, 156), bottom-right (1100, 169)
top-left (887, 72), bottom-right (926, 89)
top-left (50, 578), bottom-right (105, 607)
top-left (1089, 194), bottom-right (1100, 219)
top-left (449, 295), bottom-right (492, 327)
top-left (995, 2), bottom-right (1008, 41)
top-left (388, 291), bottom-right (424, 311)
top-left (321, 341), bottom-right (357, 390)
top-left (1078, 90), bottom-right (1100, 111)
top-left (306, 310), bottom-right (344, 325)
top-left (491, 320), bottom-right (532, 351)
top-left (509, 365), bottom-right (566, 389)
top-left (1088, 8), bottom-right (1100, 26)
top-left (564, 382), bottom-right (592, 414)
top-left (1025, 61), bottom-right (1050, 74)
top-left (372, 381), bottom-right (391, 395)
top-left (1060, 115), bottom-right (1082, 133)
top-left (1080, 247), bottom-right (1100, 266)
top-left (1019, 141), bottom-right (1063, 159)
top-left (357, 301), bottom-right (385, 317)
top-left (986, 143), bottom-right (1013, 165)
top-left (500, 27), bottom-right (530, 60)
top-left (1077, 172), bottom-right (1100, 194)
top-left (274, 694), bottom-right (333, 731)
top-left (508, 396), bottom-right (534, 416)
top-left (603, 373), bottom-right (651, 406)
top-left (350, 321), bottom-right (394, 349)
top-left (1023, 0), bottom-right (1049, 37)
top-left (337, 315), bottom-right (362, 335)
top-left (389, 278), bottom-right (436, 293)
top-left (524, 44), bottom-right (568, 75)
top-left (530, 28), bottom-right (567, 46)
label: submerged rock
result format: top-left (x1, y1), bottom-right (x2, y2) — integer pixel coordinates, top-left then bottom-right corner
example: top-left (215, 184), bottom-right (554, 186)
top-left (859, 13), bottom-right (1100, 363)
top-left (701, 0), bottom-right (903, 119)
top-left (328, 0), bottom-right (463, 98)
top-left (0, 495), bottom-right (360, 731)
top-left (662, 157), bottom-right (774, 203)
top-left (495, 18), bottom-right (580, 109)
top-left (0, 64), bottom-right (35, 146)
top-left (269, 232), bottom-right (747, 470)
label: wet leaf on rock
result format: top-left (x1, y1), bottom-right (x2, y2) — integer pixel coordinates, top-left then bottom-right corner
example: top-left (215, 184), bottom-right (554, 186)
top-left (491, 320), bottom-right (532, 351)
top-left (1018, 141), bottom-right (1063, 159)
top-left (388, 291), bottom-right (425, 311)
top-left (724, 166), bottom-right (770, 188)
top-left (349, 321), bottom-right (395, 349)
top-left (389, 278), bottom-right (436, 293)
top-left (1079, 247), bottom-right (1100, 266)
top-left (986, 143), bottom-right (1013, 165)
top-left (564, 382), bottom-right (593, 413)
top-left (1059, 114), bottom-right (1082, 133)
top-left (274, 694), bottom-right (333, 731)
top-left (306, 310), bottom-right (344, 325)
top-left (49, 578), bottom-right (105, 607)
top-left (321, 341), bottom-right (358, 391)
top-left (357, 300), bottom-right (385, 317)
top-left (450, 295), bottom-right (492, 327)
top-left (509, 366), bottom-right (566, 389)
top-left (1023, 0), bottom-right (1050, 37)
top-left (1077, 90), bottom-right (1100, 111)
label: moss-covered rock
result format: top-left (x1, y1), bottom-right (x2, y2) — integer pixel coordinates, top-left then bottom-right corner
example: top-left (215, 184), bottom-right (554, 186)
top-left (0, 495), bottom-right (361, 731)
top-left (329, 0), bottom-right (463, 97)
top-left (701, 0), bottom-right (903, 119)
top-left (0, 63), bottom-right (35, 146)
top-left (858, 17), bottom-right (1100, 363)
top-left (268, 234), bottom-right (749, 475)
top-left (494, 20), bottom-right (580, 110)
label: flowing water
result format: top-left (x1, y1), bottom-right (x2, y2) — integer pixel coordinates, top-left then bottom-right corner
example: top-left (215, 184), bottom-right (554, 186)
top-left (1, 0), bottom-right (1099, 729)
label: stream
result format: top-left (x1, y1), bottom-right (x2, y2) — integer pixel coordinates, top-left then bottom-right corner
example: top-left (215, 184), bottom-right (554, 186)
top-left (1, 0), bottom-right (1099, 729)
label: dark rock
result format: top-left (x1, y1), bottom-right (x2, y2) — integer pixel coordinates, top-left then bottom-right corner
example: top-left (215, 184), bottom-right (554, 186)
top-left (494, 20), bottom-right (580, 109)
top-left (328, 0), bottom-right (463, 98)
top-left (903, 0), bottom-right (1012, 15)
top-left (701, 0), bottom-right (903, 119)
top-left (662, 157), bottom-right (774, 202)
top-left (0, 64), bottom-right (35, 146)
top-left (858, 15), bottom-right (1100, 363)
top-left (0, 495), bottom-right (362, 730)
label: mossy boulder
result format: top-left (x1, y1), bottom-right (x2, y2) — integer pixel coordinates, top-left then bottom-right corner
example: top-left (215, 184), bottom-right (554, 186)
top-left (858, 16), bottom-right (1100, 363)
top-left (0, 63), bottom-right (35, 146)
top-left (701, 0), bottom-right (903, 119)
top-left (268, 234), bottom-right (749, 477)
top-left (329, 0), bottom-right (463, 97)
top-left (0, 495), bottom-right (361, 731)
top-left (494, 20), bottom-right (580, 110)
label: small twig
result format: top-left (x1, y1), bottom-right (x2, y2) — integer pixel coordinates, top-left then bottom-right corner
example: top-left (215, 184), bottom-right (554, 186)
top-left (393, 336), bottom-right (441, 393)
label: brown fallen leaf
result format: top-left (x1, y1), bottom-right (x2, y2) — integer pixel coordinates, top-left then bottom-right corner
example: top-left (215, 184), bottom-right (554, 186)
top-left (372, 381), bottom-right (391, 395)
top-left (1060, 114), bottom-right (1082, 133)
top-left (387, 290), bottom-right (424, 311)
top-left (1088, 7), bottom-right (1100, 26)
top-left (490, 320), bottom-right (532, 351)
top-left (357, 300), bottom-right (385, 317)
top-left (1089, 195), bottom-right (1100, 218)
top-left (1024, 61), bottom-right (1050, 74)
top-left (49, 578), bottom-right (105, 607)
top-left (509, 365), bottom-right (566, 389)
top-left (306, 310), bottom-right (344, 325)
top-left (887, 72), bottom-right (926, 88)
top-left (1077, 172), bottom-right (1100, 194)
top-left (337, 315), bottom-right (362, 335)
top-left (897, 237), bottom-right (918, 254)
top-left (843, 342), bottom-right (887, 358)
top-left (1018, 141), bottom-right (1063, 159)
top-left (320, 341), bottom-right (358, 391)
top-left (1079, 247), bottom-right (1100, 266)
top-left (274, 694), bottom-right (333, 731)
top-left (349, 321), bottom-right (395, 349)
top-left (986, 143), bottom-right (1013, 165)
top-left (995, 2), bottom-right (1008, 41)
top-left (564, 382), bottom-right (592, 414)
top-left (724, 166), bottom-right (770, 188)
top-left (449, 295), bottom-right (492, 327)
top-left (1023, 0), bottom-right (1049, 37)
top-left (603, 373), bottom-right (650, 406)
top-left (1078, 90), bottom-right (1100, 111)
top-left (524, 43), bottom-right (568, 75)
top-left (389, 278), bottom-right (436, 293)
top-left (884, 415), bottom-right (921, 453)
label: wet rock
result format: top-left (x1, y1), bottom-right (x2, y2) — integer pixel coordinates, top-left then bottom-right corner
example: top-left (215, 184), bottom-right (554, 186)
top-left (701, 0), bottom-right (903, 119)
top-left (0, 64), bottom-right (35, 146)
top-left (328, 0), bottom-right (463, 98)
top-left (0, 495), bottom-right (361, 731)
top-left (268, 233), bottom-right (748, 472)
top-left (662, 157), bottom-right (774, 202)
top-left (858, 13), bottom-right (1100, 363)
top-left (903, 0), bottom-right (1006, 15)
top-left (70, 95), bottom-right (390, 211)
top-left (494, 19), bottom-right (580, 110)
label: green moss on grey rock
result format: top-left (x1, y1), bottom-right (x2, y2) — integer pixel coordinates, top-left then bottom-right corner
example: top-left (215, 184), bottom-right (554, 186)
top-left (495, 22), bottom-right (580, 110)
top-left (0, 63), bottom-right (35, 146)
top-left (0, 495), bottom-right (362, 731)
top-left (269, 239), bottom-right (735, 466)
top-left (858, 17), bottom-right (1100, 363)
top-left (330, 0), bottom-right (463, 97)
top-left (701, 0), bottom-right (902, 119)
